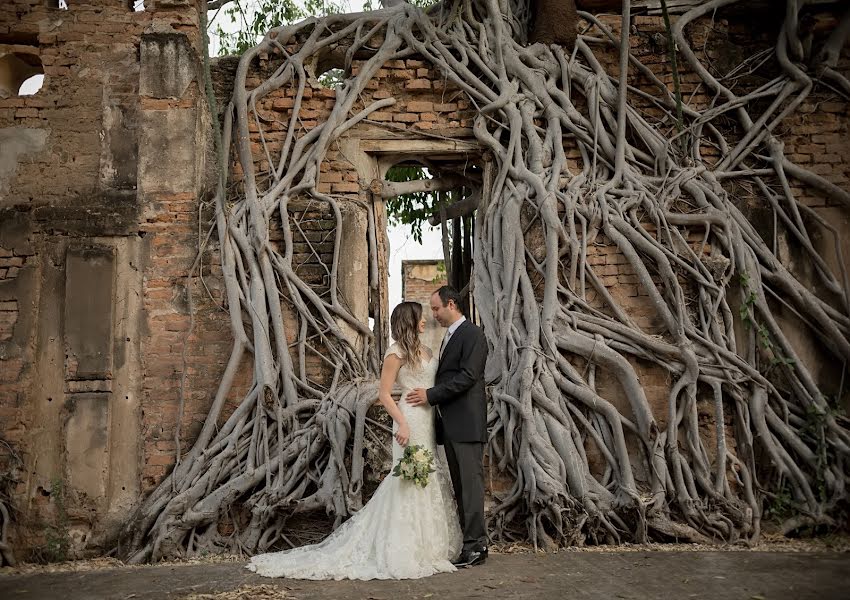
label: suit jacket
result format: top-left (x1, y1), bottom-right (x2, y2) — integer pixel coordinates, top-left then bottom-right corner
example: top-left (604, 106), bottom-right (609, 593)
top-left (427, 319), bottom-right (488, 444)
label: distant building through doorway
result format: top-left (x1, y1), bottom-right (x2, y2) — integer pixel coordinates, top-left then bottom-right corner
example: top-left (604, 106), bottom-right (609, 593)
top-left (402, 259), bottom-right (448, 354)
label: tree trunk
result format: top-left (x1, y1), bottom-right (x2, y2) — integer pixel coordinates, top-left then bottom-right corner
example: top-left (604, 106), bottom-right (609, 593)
top-left (530, 0), bottom-right (579, 48)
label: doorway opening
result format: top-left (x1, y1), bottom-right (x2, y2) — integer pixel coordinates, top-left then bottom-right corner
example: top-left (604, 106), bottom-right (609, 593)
top-left (366, 143), bottom-right (485, 351)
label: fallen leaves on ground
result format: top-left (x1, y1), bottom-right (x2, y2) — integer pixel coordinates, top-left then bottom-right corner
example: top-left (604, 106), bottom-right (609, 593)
top-left (490, 533), bottom-right (850, 554)
top-left (180, 584), bottom-right (291, 599)
top-left (0, 556), bottom-right (127, 575)
top-left (0, 553), bottom-right (244, 576)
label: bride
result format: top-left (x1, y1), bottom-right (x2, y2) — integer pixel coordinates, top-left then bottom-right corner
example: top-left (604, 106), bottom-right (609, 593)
top-left (247, 301), bottom-right (462, 579)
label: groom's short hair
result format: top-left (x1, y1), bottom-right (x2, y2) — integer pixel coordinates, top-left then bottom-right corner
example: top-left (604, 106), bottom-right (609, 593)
top-left (434, 285), bottom-right (463, 311)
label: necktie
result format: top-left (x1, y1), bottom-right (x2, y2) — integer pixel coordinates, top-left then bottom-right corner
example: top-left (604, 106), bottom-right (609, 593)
top-left (440, 330), bottom-right (452, 358)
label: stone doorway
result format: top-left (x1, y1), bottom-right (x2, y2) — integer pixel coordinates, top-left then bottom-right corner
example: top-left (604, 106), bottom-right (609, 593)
top-left (369, 140), bottom-right (485, 346)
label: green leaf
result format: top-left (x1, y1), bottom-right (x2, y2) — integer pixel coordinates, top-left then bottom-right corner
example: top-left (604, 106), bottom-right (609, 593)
top-left (214, 0), bottom-right (348, 56)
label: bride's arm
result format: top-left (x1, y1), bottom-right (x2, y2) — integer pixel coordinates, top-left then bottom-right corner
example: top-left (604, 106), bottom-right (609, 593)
top-left (378, 354), bottom-right (410, 445)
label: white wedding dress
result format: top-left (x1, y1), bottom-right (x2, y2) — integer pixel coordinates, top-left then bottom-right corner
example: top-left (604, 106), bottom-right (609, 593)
top-left (247, 344), bottom-right (462, 580)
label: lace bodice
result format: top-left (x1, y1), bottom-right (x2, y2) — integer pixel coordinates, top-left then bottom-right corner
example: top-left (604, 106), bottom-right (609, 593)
top-left (387, 343), bottom-right (439, 391)
top-left (385, 343), bottom-right (439, 459)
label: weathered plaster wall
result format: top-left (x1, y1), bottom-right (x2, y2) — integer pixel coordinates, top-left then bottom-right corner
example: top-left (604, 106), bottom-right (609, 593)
top-left (0, 0), bottom-right (209, 559)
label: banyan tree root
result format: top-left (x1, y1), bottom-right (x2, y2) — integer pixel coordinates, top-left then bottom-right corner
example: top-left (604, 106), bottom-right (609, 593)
top-left (0, 438), bottom-right (20, 566)
top-left (119, 0), bottom-right (850, 561)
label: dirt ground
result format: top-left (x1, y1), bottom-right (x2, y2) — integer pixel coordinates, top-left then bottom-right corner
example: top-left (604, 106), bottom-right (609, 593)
top-left (1, 545), bottom-right (849, 600)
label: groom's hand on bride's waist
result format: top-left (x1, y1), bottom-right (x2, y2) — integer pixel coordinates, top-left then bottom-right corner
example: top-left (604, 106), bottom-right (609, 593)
top-left (406, 388), bottom-right (428, 406)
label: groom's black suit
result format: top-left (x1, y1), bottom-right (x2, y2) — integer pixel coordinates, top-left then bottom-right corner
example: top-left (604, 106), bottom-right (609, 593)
top-left (427, 319), bottom-right (488, 555)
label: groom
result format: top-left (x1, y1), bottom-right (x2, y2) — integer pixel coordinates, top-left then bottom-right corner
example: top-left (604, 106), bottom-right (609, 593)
top-left (407, 285), bottom-right (489, 567)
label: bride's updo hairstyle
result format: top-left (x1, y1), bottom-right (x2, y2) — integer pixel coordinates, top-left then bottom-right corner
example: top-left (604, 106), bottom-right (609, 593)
top-left (390, 301), bottom-right (423, 368)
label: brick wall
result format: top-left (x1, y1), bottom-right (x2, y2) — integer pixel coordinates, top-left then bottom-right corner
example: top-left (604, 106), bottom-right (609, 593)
top-left (136, 195), bottom-right (343, 491)
top-left (222, 7), bottom-right (850, 492)
top-left (403, 260), bottom-right (448, 303)
top-left (236, 49), bottom-right (478, 173)
top-left (0, 0), bottom-right (211, 558)
top-left (569, 12), bottom-right (848, 469)
top-left (213, 45), bottom-right (481, 368)
top-left (402, 259), bottom-right (448, 351)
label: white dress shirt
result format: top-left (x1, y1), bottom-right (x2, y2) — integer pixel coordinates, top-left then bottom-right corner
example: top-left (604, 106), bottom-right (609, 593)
top-left (439, 315), bottom-right (466, 358)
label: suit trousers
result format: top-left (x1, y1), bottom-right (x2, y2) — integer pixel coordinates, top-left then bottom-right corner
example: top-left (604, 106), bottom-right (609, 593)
top-left (443, 439), bottom-right (486, 553)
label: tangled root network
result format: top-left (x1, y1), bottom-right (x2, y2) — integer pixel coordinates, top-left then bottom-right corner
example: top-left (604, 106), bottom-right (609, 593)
top-left (120, 0), bottom-right (850, 561)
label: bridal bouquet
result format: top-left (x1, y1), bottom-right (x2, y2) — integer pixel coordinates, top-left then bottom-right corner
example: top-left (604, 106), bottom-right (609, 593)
top-left (392, 445), bottom-right (436, 488)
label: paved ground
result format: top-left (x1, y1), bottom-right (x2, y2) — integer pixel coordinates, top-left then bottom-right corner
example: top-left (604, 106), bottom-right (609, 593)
top-left (1, 551), bottom-right (847, 599)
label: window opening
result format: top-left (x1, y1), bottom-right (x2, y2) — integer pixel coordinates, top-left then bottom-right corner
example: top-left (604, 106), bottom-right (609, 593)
top-left (0, 52), bottom-right (44, 98)
top-left (310, 47), bottom-right (347, 90)
top-left (19, 74), bottom-right (44, 95)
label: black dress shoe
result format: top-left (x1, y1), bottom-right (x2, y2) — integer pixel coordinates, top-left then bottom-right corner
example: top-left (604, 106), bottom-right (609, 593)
top-left (452, 547), bottom-right (488, 567)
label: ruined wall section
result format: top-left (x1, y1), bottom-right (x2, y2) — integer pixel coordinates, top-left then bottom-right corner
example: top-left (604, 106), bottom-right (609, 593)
top-left (0, 0), bottom-right (209, 559)
top-left (560, 12), bottom-right (850, 478)
top-left (402, 260), bottom-right (448, 303)
top-left (402, 259), bottom-right (448, 352)
top-left (0, 4), bottom-right (846, 560)
top-left (229, 12), bottom-right (849, 488)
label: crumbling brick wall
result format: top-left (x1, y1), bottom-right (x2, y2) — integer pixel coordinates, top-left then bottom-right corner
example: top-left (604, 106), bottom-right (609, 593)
top-left (403, 260), bottom-right (448, 304)
top-left (232, 10), bottom-right (848, 481)
top-left (0, 0), bottom-right (219, 559)
top-left (402, 259), bottom-right (448, 352)
top-left (563, 12), bottom-right (848, 474)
